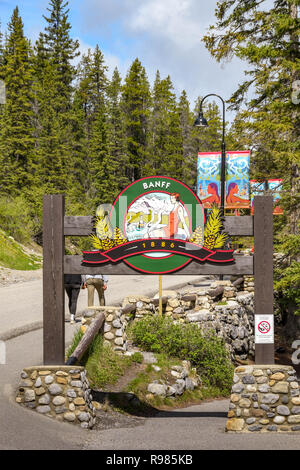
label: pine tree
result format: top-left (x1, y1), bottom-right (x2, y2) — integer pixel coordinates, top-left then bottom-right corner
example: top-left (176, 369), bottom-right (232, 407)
top-left (105, 67), bottom-right (129, 194)
top-left (203, 0), bottom-right (300, 235)
top-left (0, 8), bottom-right (34, 195)
top-left (146, 72), bottom-right (184, 179)
top-left (122, 58), bottom-right (151, 181)
top-left (33, 0), bottom-right (80, 195)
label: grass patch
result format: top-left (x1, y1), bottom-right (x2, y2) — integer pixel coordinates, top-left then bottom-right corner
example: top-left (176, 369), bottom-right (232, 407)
top-left (67, 331), bottom-right (143, 389)
top-left (0, 229), bottom-right (42, 270)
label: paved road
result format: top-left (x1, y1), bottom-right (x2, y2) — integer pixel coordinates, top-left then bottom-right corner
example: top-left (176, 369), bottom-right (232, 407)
top-left (1, 329), bottom-right (300, 450)
top-left (0, 274), bottom-right (209, 340)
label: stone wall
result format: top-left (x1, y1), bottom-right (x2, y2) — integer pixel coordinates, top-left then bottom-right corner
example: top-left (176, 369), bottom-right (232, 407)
top-left (226, 365), bottom-right (300, 432)
top-left (82, 306), bottom-right (128, 352)
top-left (121, 278), bottom-right (255, 361)
top-left (16, 366), bottom-right (96, 429)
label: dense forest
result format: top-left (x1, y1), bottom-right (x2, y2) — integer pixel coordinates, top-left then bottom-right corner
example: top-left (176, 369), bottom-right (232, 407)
top-left (0, 1), bottom-right (299, 318)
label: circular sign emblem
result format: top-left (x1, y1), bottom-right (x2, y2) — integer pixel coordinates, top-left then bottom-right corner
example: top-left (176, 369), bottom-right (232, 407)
top-left (258, 321), bottom-right (271, 334)
top-left (110, 176), bottom-right (205, 274)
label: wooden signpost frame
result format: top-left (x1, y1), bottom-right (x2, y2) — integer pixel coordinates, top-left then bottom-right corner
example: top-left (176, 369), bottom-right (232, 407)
top-left (43, 195), bottom-right (274, 366)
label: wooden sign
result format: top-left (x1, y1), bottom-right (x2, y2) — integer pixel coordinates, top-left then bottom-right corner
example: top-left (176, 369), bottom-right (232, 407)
top-left (82, 176), bottom-right (234, 274)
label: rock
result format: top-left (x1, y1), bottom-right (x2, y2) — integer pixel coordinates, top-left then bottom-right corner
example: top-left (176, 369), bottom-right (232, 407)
top-left (112, 319), bottom-right (122, 329)
top-left (248, 425), bottom-right (263, 432)
top-left (52, 396), bottom-right (66, 406)
top-left (67, 389), bottom-right (77, 398)
top-left (272, 382), bottom-right (289, 394)
top-left (38, 370), bottom-right (51, 376)
top-left (186, 310), bottom-right (210, 322)
top-left (174, 379), bottom-right (186, 395)
top-left (103, 324), bottom-right (111, 333)
top-left (70, 381), bottom-right (83, 388)
top-left (261, 394), bottom-right (280, 405)
top-left (24, 389), bottom-right (35, 402)
top-left (267, 425), bottom-right (277, 432)
top-left (270, 372), bottom-right (285, 381)
top-left (246, 418), bottom-right (256, 425)
top-left (242, 375), bottom-right (255, 384)
top-left (292, 398), bottom-right (300, 406)
top-left (78, 412), bottom-right (90, 422)
top-left (34, 377), bottom-right (42, 388)
top-left (287, 415), bottom-right (300, 424)
top-left (56, 377), bottom-right (68, 385)
top-left (49, 384), bottom-right (63, 395)
top-left (104, 332), bottom-right (114, 340)
top-left (44, 375), bottom-right (54, 385)
top-left (256, 376), bottom-right (268, 384)
top-left (291, 426), bottom-right (300, 431)
top-left (19, 379), bottom-right (33, 388)
top-left (273, 416), bottom-right (285, 424)
top-left (276, 405), bottom-right (290, 416)
top-left (291, 407), bottom-right (300, 415)
top-left (258, 384), bottom-right (270, 393)
top-left (232, 384), bottom-right (244, 394)
top-left (239, 398), bottom-right (251, 408)
top-left (185, 378), bottom-right (195, 391)
top-left (39, 394), bottom-right (50, 405)
top-left (281, 395), bottom-right (289, 404)
top-left (147, 383), bottom-right (167, 397)
top-left (114, 337), bottom-right (124, 346)
top-left (253, 369), bottom-right (264, 377)
top-left (290, 382), bottom-right (299, 389)
top-left (36, 406), bottom-right (51, 414)
top-left (226, 418), bottom-right (245, 431)
top-left (56, 371), bottom-right (68, 377)
top-left (171, 370), bottom-right (181, 379)
top-left (21, 371), bottom-right (28, 379)
top-left (63, 412), bottom-right (76, 422)
top-left (35, 387), bottom-right (46, 396)
top-left (152, 366), bottom-right (161, 372)
top-left (115, 329), bottom-right (123, 337)
top-left (74, 397), bottom-right (85, 406)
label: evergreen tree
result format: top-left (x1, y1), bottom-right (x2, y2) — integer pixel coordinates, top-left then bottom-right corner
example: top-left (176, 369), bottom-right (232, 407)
top-left (203, 0), bottom-right (300, 235)
top-left (106, 67), bottom-right (129, 193)
top-left (122, 58), bottom-right (151, 181)
top-left (146, 72), bottom-right (184, 179)
top-left (0, 8), bottom-right (34, 194)
top-left (33, 0), bottom-right (80, 194)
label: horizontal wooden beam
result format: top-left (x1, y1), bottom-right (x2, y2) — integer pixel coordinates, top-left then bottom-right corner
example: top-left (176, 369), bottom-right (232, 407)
top-left (64, 215), bottom-right (254, 237)
top-left (223, 216), bottom-right (253, 236)
top-left (64, 255), bottom-right (253, 276)
top-left (64, 216), bottom-right (93, 236)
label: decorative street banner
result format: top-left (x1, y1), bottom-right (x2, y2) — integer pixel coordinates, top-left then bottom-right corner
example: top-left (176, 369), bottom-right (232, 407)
top-left (82, 176), bottom-right (234, 274)
top-left (197, 152), bottom-right (221, 209)
top-left (268, 179), bottom-right (283, 215)
top-left (250, 179), bottom-right (283, 215)
top-left (225, 151), bottom-right (250, 209)
top-left (197, 151), bottom-right (250, 209)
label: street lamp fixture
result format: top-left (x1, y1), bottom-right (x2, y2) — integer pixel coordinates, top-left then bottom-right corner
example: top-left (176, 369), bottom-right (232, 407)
top-left (193, 94), bottom-right (226, 215)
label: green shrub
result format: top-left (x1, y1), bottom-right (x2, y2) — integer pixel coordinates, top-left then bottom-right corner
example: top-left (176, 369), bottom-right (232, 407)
top-left (131, 316), bottom-right (234, 393)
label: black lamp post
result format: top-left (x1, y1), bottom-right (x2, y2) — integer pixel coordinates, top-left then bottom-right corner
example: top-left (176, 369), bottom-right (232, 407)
top-left (193, 94), bottom-right (226, 214)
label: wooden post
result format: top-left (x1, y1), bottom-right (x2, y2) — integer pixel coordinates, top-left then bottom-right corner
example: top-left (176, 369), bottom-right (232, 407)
top-left (159, 275), bottom-right (163, 316)
top-left (43, 195), bottom-right (65, 365)
top-left (254, 196), bottom-right (274, 364)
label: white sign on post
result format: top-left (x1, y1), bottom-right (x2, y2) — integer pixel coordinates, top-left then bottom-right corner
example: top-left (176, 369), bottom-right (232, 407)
top-left (255, 315), bottom-right (274, 344)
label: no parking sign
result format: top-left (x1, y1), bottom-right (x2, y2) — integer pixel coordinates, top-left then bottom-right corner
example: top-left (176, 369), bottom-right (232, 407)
top-left (255, 315), bottom-right (274, 344)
